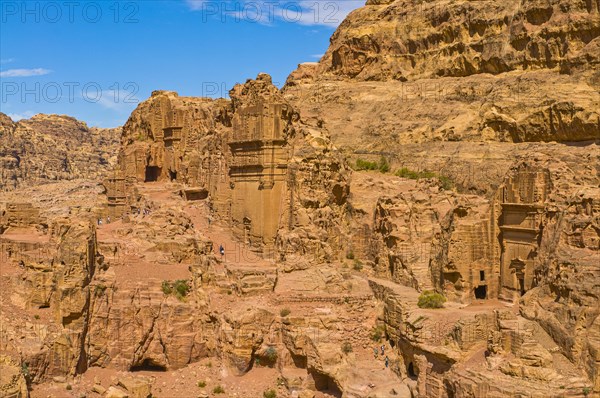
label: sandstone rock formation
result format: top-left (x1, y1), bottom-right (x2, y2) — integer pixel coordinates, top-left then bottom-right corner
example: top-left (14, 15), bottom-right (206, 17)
top-left (284, 0), bottom-right (600, 145)
top-left (116, 73), bottom-right (351, 263)
top-left (0, 113), bottom-right (120, 191)
top-left (1, 0), bottom-right (599, 397)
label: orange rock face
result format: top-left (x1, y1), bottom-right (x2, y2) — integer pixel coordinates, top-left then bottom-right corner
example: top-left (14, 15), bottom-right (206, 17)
top-left (0, 0), bottom-right (599, 397)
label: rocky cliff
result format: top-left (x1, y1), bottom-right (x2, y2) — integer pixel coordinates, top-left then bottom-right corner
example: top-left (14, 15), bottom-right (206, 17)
top-left (320, 0), bottom-right (600, 81)
top-left (1, 0), bottom-right (599, 397)
top-left (0, 113), bottom-right (120, 191)
top-left (284, 0), bottom-right (600, 145)
top-left (117, 73), bottom-right (351, 263)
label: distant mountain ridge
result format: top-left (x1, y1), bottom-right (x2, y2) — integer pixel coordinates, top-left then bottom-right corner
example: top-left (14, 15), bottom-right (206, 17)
top-left (0, 113), bottom-right (121, 191)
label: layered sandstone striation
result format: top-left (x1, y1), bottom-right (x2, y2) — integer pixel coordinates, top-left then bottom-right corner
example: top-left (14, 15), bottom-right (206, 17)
top-left (319, 0), bottom-right (600, 81)
top-left (284, 0), bottom-right (600, 145)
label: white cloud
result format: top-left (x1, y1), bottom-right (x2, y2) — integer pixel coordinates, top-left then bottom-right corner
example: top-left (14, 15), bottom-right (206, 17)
top-left (0, 68), bottom-right (52, 78)
top-left (0, 58), bottom-right (15, 65)
top-left (185, 0), bottom-right (364, 27)
top-left (186, 0), bottom-right (210, 10)
top-left (93, 90), bottom-right (140, 113)
top-left (6, 111), bottom-right (36, 121)
top-left (311, 53), bottom-right (324, 59)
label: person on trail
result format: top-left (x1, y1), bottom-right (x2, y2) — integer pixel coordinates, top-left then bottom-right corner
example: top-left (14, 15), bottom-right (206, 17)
top-left (219, 244), bottom-right (225, 257)
top-left (373, 347), bottom-right (378, 359)
top-left (385, 356), bottom-right (389, 368)
top-left (107, 216), bottom-right (111, 224)
top-left (381, 345), bottom-right (385, 356)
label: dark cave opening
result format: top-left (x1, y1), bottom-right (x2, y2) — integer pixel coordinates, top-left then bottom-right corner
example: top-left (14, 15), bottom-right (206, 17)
top-left (407, 362), bottom-right (417, 380)
top-left (474, 284), bottom-right (487, 299)
top-left (144, 166), bottom-right (161, 182)
top-left (309, 369), bottom-right (342, 397)
top-left (130, 359), bottom-right (167, 372)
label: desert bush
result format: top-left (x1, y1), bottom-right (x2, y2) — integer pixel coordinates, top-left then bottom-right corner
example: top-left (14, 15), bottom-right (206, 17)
top-left (371, 325), bottom-right (385, 342)
top-left (395, 168), bottom-right (454, 190)
top-left (21, 363), bottom-right (29, 380)
top-left (378, 156), bottom-right (390, 173)
top-left (355, 159), bottom-right (378, 171)
top-left (417, 290), bottom-right (446, 309)
top-left (161, 280), bottom-right (190, 300)
top-left (263, 389), bottom-right (277, 398)
top-left (341, 342), bottom-right (353, 354)
top-left (353, 260), bottom-right (363, 271)
top-left (280, 308), bottom-right (291, 317)
top-left (197, 381), bottom-right (206, 388)
top-left (173, 279), bottom-right (190, 299)
top-left (264, 347), bottom-right (278, 362)
top-left (438, 175), bottom-right (454, 190)
top-left (95, 284), bottom-right (107, 296)
top-left (161, 281), bottom-right (172, 295)
top-left (213, 385), bottom-right (225, 394)
top-left (354, 157), bottom-right (391, 173)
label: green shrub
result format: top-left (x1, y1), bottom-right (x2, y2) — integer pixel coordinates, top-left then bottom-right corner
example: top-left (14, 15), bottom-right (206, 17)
top-left (173, 279), bottom-right (190, 299)
top-left (417, 290), bottom-right (446, 309)
top-left (355, 159), bottom-right (378, 171)
top-left (162, 280), bottom-right (190, 300)
top-left (354, 157), bottom-right (391, 173)
top-left (341, 342), bottom-right (353, 354)
top-left (213, 385), bottom-right (225, 394)
top-left (263, 389), bottom-right (277, 398)
top-left (95, 284), bottom-right (107, 296)
top-left (353, 260), bottom-right (363, 271)
top-left (34, 314), bottom-right (40, 320)
top-left (395, 167), bottom-right (435, 179)
top-left (280, 308), bottom-right (291, 317)
top-left (438, 175), bottom-right (454, 190)
top-left (345, 251), bottom-right (355, 260)
top-left (371, 325), bottom-right (385, 342)
top-left (264, 347), bottom-right (278, 362)
top-left (66, 384), bottom-right (72, 391)
top-left (583, 387), bottom-right (591, 396)
top-left (395, 168), bottom-right (454, 190)
top-left (206, 361), bottom-right (212, 368)
top-left (21, 363), bottom-right (29, 379)
top-left (161, 281), bottom-right (172, 295)
top-left (197, 381), bottom-right (206, 388)
top-left (378, 156), bottom-right (390, 173)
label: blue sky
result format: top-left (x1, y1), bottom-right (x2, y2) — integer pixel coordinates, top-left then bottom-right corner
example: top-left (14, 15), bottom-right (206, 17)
top-left (0, 0), bottom-right (363, 127)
